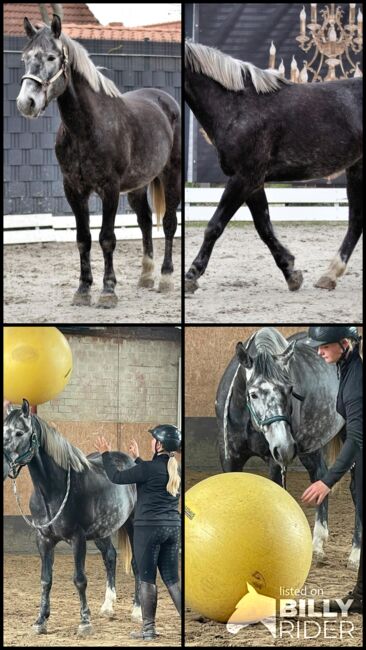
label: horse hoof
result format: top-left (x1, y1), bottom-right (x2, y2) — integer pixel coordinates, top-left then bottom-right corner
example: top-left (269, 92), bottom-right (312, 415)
top-left (131, 604), bottom-right (142, 622)
top-left (313, 552), bottom-right (327, 567)
top-left (97, 292), bottom-right (118, 309)
top-left (185, 277), bottom-right (199, 294)
top-left (72, 291), bottom-right (91, 306)
top-left (77, 623), bottom-right (93, 636)
top-left (32, 623), bottom-right (47, 634)
top-left (287, 270), bottom-right (303, 291)
top-left (100, 604), bottom-right (115, 619)
top-left (314, 275), bottom-right (336, 290)
top-left (158, 275), bottom-right (174, 293)
top-left (138, 277), bottom-right (155, 289)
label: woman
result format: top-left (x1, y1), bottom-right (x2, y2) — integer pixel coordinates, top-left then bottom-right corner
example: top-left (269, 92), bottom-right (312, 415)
top-left (95, 424), bottom-right (181, 640)
top-left (302, 325), bottom-right (362, 613)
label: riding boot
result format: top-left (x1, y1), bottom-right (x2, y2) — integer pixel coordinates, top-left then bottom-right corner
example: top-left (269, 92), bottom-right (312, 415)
top-left (167, 581), bottom-right (181, 616)
top-left (317, 547), bottom-right (363, 614)
top-left (130, 581), bottom-right (158, 639)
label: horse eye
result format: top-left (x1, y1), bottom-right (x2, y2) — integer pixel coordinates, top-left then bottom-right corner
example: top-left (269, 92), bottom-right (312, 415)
top-left (16, 430), bottom-right (24, 437)
top-left (250, 393), bottom-right (258, 400)
top-left (47, 55), bottom-right (56, 61)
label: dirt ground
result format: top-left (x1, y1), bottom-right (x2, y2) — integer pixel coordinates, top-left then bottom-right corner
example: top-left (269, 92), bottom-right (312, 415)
top-left (185, 224), bottom-right (362, 323)
top-left (4, 238), bottom-right (181, 324)
top-left (185, 470), bottom-right (362, 647)
top-left (3, 553), bottom-right (181, 647)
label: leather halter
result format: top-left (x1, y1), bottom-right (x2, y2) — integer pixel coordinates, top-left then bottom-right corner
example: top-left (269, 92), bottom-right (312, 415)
top-left (246, 390), bottom-right (304, 430)
top-left (20, 45), bottom-right (69, 102)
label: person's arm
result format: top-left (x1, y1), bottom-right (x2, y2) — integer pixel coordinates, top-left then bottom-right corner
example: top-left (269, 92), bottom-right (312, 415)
top-left (322, 386), bottom-right (362, 488)
top-left (101, 452), bottom-right (147, 484)
top-left (321, 437), bottom-right (360, 488)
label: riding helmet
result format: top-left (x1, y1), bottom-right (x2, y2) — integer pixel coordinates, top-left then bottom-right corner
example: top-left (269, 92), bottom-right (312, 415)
top-left (306, 325), bottom-right (360, 347)
top-left (149, 424), bottom-right (181, 452)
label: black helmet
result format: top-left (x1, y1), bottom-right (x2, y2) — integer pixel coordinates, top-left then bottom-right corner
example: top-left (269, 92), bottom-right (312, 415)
top-left (149, 424), bottom-right (181, 452)
top-left (306, 326), bottom-right (360, 347)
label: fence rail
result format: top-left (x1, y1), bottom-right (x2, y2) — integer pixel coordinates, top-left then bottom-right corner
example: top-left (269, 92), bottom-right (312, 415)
top-left (185, 187), bottom-right (348, 222)
top-left (4, 213), bottom-right (181, 245)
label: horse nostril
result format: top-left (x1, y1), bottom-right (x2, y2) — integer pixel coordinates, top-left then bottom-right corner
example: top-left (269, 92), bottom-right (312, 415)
top-left (29, 97), bottom-right (35, 110)
top-left (273, 446), bottom-right (279, 461)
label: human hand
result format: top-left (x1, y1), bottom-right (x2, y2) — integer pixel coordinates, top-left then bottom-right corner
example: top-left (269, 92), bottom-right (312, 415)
top-left (301, 480), bottom-right (330, 506)
top-left (129, 438), bottom-right (139, 459)
top-left (94, 436), bottom-right (112, 454)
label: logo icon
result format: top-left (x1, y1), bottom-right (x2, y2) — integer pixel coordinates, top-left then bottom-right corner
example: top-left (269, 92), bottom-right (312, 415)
top-left (226, 583), bottom-right (277, 637)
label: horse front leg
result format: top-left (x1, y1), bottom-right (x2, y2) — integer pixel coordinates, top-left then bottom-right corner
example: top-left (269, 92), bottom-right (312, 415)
top-left (315, 159), bottom-right (362, 289)
top-left (185, 174), bottom-right (252, 293)
top-left (299, 450), bottom-right (329, 563)
top-left (246, 187), bottom-right (303, 291)
top-left (71, 529), bottom-right (92, 636)
top-left (63, 183), bottom-right (93, 306)
top-left (33, 532), bottom-right (56, 634)
top-left (97, 188), bottom-right (119, 309)
top-left (94, 537), bottom-right (117, 618)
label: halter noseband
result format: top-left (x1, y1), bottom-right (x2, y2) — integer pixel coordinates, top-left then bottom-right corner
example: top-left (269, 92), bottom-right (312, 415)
top-left (21, 45), bottom-right (69, 101)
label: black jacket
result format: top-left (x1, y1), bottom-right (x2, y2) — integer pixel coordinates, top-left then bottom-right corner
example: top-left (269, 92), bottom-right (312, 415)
top-left (322, 346), bottom-right (363, 488)
top-left (102, 452), bottom-right (181, 526)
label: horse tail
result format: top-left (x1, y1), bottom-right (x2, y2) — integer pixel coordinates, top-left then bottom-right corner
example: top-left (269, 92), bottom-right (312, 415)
top-left (118, 525), bottom-right (133, 574)
top-left (325, 431), bottom-right (345, 494)
top-left (150, 177), bottom-right (166, 229)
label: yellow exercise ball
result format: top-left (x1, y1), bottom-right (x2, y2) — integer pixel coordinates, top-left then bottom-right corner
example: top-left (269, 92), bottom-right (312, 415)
top-left (4, 327), bottom-right (73, 406)
top-left (185, 472), bottom-right (313, 623)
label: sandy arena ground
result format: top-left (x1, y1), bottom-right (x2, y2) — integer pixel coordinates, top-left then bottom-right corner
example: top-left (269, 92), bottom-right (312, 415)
top-left (185, 470), bottom-right (362, 647)
top-left (4, 553), bottom-right (181, 647)
top-left (4, 238), bottom-right (181, 324)
top-left (185, 224), bottom-right (362, 323)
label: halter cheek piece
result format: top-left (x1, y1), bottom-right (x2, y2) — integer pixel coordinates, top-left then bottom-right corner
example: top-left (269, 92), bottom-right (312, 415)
top-left (21, 45), bottom-right (69, 104)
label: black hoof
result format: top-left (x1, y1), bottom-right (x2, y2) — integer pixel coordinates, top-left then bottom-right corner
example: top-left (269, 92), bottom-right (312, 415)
top-left (97, 292), bottom-right (118, 309)
top-left (72, 291), bottom-right (91, 306)
top-left (287, 270), bottom-right (303, 291)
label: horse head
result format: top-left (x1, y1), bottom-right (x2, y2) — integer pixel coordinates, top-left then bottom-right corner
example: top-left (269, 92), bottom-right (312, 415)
top-left (236, 339), bottom-right (299, 469)
top-left (17, 15), bottom-right (69, 118)
top-left (3, 399), bottom-right (39, 478)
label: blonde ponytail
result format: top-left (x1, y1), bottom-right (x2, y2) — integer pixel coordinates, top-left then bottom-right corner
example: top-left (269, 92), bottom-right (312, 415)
top-left (166, 454), bottom-right (181, 497)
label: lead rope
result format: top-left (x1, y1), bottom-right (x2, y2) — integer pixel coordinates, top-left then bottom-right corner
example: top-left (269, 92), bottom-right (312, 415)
top-left (12, 464), bottom-right (71, 530)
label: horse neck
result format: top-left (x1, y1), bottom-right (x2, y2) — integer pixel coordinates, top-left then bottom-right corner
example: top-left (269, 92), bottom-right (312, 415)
top-left (231, 365), bottom-right (247, 410)
top-left (27, 447), bottom-right (67, 497)
top-left (185, 69), bottom-right (240, 137)
top-left (57, 71), bottom-right (102, 136)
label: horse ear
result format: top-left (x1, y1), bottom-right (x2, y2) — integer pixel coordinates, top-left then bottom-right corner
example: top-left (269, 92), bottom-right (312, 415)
top-left (21, 399), bottom-right (30, 418)
top-left (51, 14), bottom-right (62, 39)
top-left (275, 340), bottom-right (296, 365)
top-left (24, 17), bottom-right (38, 39)
top-left (236, 342), bottom-right (253, 369)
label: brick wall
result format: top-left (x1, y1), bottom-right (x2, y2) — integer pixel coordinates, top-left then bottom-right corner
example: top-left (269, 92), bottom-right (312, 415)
top-left (4, 333), bottom-right (181, 514)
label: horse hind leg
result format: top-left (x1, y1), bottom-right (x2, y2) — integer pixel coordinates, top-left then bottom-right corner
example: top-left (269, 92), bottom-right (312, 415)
top-left (94, 537), bottom-right (117, 618)
top-left (315, 159), bottom-right (362, 289)
top-left (127, 188), bottom-right (155, 288)
top-left (158, 166), bottom-right (180, 293)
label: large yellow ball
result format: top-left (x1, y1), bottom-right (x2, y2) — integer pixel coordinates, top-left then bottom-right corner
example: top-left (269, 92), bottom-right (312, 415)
top-left (185, 472), bottom-right (313, 622)
top-left (4, 327), bottom-right (73, 405)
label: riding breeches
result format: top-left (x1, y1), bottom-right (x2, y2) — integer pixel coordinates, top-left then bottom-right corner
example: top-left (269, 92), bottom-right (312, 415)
top-left (133, 525), bottom-right (180, 586)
